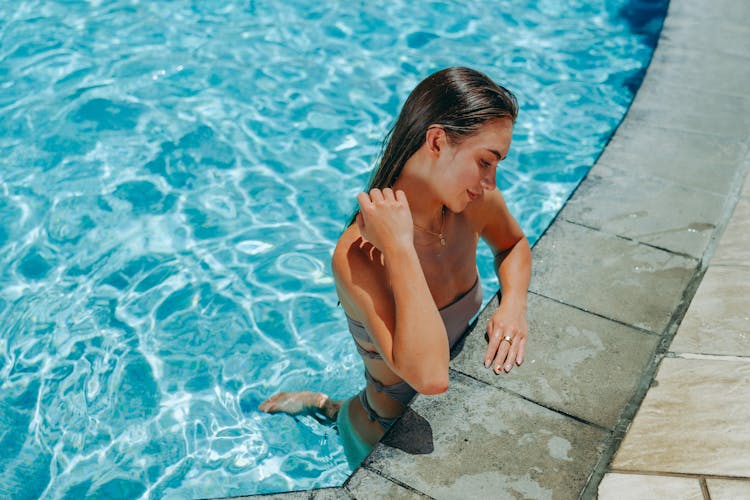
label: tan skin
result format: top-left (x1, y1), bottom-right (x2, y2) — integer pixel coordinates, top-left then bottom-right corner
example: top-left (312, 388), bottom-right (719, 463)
top-left (259, 117), bottom-right (531, 447)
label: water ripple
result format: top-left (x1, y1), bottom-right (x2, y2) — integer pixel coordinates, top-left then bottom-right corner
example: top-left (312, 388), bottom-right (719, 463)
top-left (0, 0), bottom-right (666, 497)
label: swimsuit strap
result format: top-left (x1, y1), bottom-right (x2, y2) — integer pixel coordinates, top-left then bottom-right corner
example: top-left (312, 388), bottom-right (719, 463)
top-left (346, 276), bottom-right (483, 429)
top-left (363, 366), bottom-right (417, 405)
top-left (354, 341), bottom-right (383, 360)
top-left (345, 276), bottom-right (482, 347)
top-left (358, 389), bottom-right (400, 430)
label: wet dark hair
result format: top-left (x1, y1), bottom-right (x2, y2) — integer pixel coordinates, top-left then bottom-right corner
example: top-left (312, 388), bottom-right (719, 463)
top-left (350, 67), bottom-right (518, 225)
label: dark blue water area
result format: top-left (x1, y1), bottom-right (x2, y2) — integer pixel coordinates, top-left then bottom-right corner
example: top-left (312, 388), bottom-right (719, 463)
top-left (0, 0), bottom-right (666, 498)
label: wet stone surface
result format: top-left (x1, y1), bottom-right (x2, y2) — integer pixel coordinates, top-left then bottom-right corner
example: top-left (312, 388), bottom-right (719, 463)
top-left (712, 197), bottom-right (750, 267)
top-left (529, 221), bottom-right (698, 334)
top-left (452, 293), bottom-right (660, 429)
top-left (626, 77), bottom-right (750, 141)
top-left (594, 118), bottom-right (748, 196)
top-left (645, 39), bottom-right (750, 97)
top-left (560, 163), bottom-right (725, 258)
top-left (661, 17), bottom-right (750, 59)
top-left (345, 468), bottom-right (430, 499)
top-left (669, 0), bottom-right (750, 26)
top-left (366, 372), bottom-right (607, 500)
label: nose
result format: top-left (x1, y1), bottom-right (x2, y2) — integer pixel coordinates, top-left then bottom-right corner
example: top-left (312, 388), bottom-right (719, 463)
top-left (480, 166), bottom-right (496, 191)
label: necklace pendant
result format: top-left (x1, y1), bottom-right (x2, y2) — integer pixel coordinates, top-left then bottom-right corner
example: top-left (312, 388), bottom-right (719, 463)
top-left (440, 236), bottom-right (446, 246)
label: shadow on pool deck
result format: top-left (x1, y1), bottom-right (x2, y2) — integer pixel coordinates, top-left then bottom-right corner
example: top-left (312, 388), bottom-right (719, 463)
top-left (235, 0), bottom-right (750, 498)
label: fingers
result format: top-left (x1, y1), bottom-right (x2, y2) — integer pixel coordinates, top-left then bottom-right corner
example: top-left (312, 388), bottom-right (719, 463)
top-left (484, 326), bottom-right (502, 368)
top-left (394, 189), bottom-right (408, 205)
top-left (357, 188), bottom-right (405, 207)
top-left (485, 322), bottom-right (525, 375)
top-left (516, 337), bottom-right (527, 366)
top-left (492, 339), bottom-right (512, 374)
top-left (356, 191), bottom-right (374, 210)
top-left (370, 188), bottom-right (386, 203)
top-left (497, 341), bottom-right (518, 373)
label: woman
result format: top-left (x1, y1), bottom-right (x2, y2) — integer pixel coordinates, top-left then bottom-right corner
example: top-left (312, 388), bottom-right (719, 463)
top-left (259, 67), bottom-right (531, 468)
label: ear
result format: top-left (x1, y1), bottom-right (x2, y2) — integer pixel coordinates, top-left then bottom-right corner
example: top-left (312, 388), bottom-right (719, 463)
top-left (425, 125), bottom-right (446, 158)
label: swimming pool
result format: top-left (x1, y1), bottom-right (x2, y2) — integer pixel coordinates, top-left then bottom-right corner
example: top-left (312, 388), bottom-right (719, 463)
top-left (0, 1), bottom-right (666, 498)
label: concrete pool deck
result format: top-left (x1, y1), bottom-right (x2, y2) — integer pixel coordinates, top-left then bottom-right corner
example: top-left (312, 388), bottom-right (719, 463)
top-left (240, 0), bottom-right (750, 498)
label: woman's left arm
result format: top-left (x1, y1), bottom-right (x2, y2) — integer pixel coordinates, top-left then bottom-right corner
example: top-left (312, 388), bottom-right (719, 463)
top-left (467, 188), bottom-right (531, 375)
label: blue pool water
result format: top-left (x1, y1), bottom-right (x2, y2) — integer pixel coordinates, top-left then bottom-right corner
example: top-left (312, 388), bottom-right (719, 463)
top-left (0, 1), bottom-right (666, 498)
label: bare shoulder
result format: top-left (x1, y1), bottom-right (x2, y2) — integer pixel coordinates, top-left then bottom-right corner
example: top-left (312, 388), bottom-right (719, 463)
top-left (463, 188), bottom-right (525, 252)
top-left (331, 224), bottom-right (391, 321)
top-left (462, 188), bottom-right (511, 231)
top-left (331, 223), bottom-right (370, 285)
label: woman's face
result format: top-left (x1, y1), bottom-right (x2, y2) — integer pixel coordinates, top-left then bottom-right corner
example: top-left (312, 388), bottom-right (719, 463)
top-left (436, 118), bottom-right (514, 212)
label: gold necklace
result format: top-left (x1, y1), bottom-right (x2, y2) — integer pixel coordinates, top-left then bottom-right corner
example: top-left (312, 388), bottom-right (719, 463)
top-left (413, 206), bottom-right (446, 246)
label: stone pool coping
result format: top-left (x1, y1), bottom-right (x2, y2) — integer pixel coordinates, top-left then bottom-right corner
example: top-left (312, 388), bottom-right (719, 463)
top-left (235, 0), bottom-right (750, 498)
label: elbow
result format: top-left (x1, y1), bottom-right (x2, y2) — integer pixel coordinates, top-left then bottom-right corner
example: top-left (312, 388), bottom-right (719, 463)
top-left (420, 380), bottom-right (449, 395)
top-left (390, 342), bottom-right (450, 395)
top-left (414, 373), bottom-right (449, 396)
top-left (392, 357), bottom-right (449, 395)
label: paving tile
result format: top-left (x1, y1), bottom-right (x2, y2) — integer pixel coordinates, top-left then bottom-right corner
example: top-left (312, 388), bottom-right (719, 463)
top-left (345, 468), bottom-right (428, 499)
top-left (645, 40), bottom-right (750, 97)
top-left (597, 473), bottom-right (703, 500)
top-left (596, 120), bottom-right (747, 195)
top-left (660, 16), bottom-right (750, 59)
top-left (560, 164), bottom-right (724, 258)
top-left (712, 198), bottom-right (750, 267)
top-left (366, 372), bottom-right (607, 500)
top-left (627, 79), bottom-right (750, 141)
top-left (670, 266), bottom-right (750, 356)
top-left (452, 293), bottom-right (659, 429)
top-left (706, 478), bottom-right (750, 500)
top-left (743, 171), bottom-right (750, 198)
top-left (667, 0), bottom-right (750, 28)
top-left (612, 358), bottom-right (750, 476)
top-left (529, 221), bottom-right (698, 334)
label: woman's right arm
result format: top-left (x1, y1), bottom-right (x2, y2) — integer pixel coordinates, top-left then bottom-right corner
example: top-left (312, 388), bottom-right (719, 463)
top-left (332, 188), bottom-right (449, 394)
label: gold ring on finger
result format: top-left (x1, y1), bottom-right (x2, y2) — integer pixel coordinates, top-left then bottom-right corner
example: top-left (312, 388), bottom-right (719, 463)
top-left (502, 335), bottom-right (513, 346)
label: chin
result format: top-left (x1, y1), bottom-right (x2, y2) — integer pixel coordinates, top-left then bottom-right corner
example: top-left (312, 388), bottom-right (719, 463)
top-left (448, 199), bottom-right (469, 214)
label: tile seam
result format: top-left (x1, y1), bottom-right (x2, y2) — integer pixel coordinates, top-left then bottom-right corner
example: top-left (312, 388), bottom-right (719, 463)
top-left (612, 116), bottom-right (750, 141)
top-left (585, 159), bottom-right (740, 198)
top-left (666, 352), bottom-right (750, 363)
top-left (559, 218), bottom-right (706, 262)
top-left (700, 477), bottom-right (711, 500)
top-left (653, 37), bottom-right (750, 62)
top-left (607, 468), bottom-right (750, 482)
top-left (709, 263), bottom-right (750, 270)
top-left (630, 77), bottom-right (750, 102)
top-left (448, 368), bottom-right (613, 433)
top-left (580, 262), bottom-right (710, 498)
top-left (527, 290), bottom-right (661, 338)
top-left (348, 467), bottom-right (434, 499)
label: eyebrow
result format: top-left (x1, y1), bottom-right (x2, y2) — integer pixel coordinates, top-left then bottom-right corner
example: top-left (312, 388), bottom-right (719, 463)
top-left (487, 149), bottom-right (505, 161)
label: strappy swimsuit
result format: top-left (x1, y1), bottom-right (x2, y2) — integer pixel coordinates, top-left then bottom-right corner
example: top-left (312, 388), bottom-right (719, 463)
top-left (344, 277), bottom-right (483, 429)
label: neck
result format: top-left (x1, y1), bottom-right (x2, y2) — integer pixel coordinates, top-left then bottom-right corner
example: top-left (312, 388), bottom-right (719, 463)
top-left (392, 169), bottom-right (445, 232)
